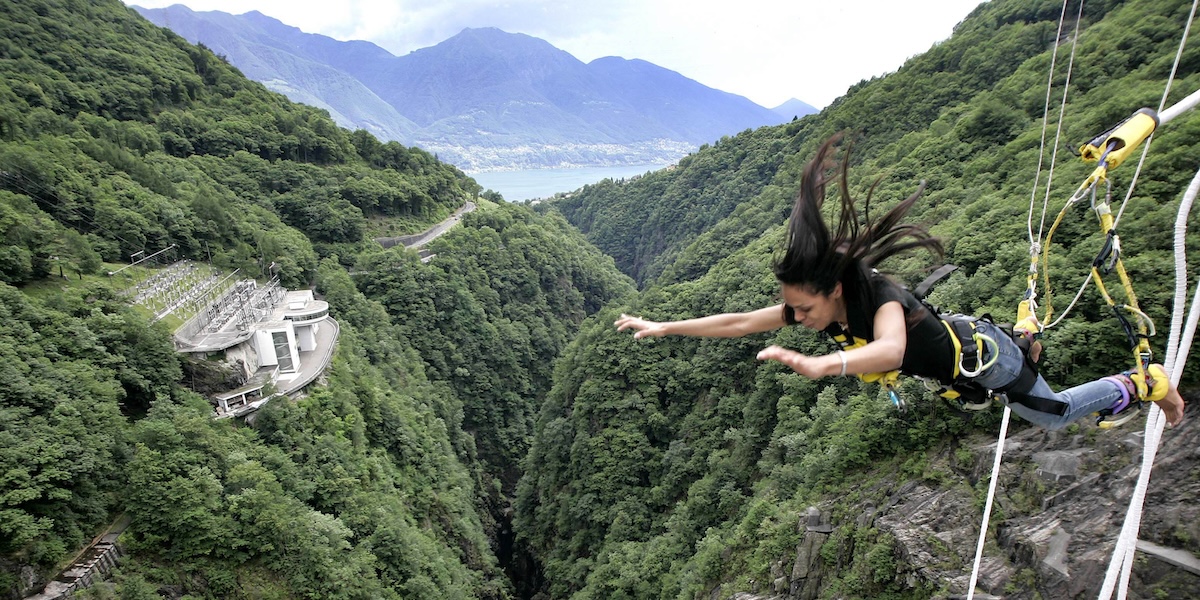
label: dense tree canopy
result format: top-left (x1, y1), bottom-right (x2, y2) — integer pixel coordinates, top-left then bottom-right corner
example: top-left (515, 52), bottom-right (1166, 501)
top-left (528, 0), bottom-right (1200, 596)
top-left (3, 0), bottom-right (1200, 598)
top-left (0, 1), bottom-right (615, 598)
top-left (0, 0), bottom-right (479, 288)
top-left (352, 202), bottom-right (635, 488)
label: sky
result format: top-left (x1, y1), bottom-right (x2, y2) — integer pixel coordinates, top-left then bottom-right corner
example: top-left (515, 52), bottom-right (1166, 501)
top-left (123, 0), bottom-right (986, 109)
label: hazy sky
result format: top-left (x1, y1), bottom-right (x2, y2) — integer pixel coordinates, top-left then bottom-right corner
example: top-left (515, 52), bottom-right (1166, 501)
top-left (124, 0), bottom-right (985, 108)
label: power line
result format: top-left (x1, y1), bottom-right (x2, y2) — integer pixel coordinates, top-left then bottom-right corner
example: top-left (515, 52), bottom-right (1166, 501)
top-left (0, 169), bottom-right (165, 260)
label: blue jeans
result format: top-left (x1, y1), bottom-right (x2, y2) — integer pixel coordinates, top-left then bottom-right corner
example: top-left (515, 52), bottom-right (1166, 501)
top-left (969, 321), bottom-right (1124, 430)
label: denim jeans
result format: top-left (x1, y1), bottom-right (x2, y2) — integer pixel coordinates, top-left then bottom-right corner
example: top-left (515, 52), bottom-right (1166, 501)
top-left (969, 321), bottom-right (1124, 430)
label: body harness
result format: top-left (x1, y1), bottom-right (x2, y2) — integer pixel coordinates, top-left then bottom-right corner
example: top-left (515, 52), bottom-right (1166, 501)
top-left (816, 111), bottom-right (1165, 418)
top-left (827, 265), bottom-right (1067, 416)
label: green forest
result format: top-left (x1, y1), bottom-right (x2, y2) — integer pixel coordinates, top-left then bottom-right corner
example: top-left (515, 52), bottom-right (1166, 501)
top-left (2, 0), bottom-right (1199, 599)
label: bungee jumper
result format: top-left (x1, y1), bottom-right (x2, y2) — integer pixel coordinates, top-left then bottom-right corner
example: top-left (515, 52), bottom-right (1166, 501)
top-left (614, 133), bottom-right (1186, 431)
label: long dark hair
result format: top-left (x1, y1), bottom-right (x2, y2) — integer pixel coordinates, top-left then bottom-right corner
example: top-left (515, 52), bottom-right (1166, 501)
top-left (773, 134), bottom-right (943, 299)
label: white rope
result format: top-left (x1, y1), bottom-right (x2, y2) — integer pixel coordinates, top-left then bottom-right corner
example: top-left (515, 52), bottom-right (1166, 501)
top-left (1098, 163), bottom-right (1200, 600)
top-left (968, 4), bottom-right (1071, 598)
top-left (1028, 0), bottom-right (1080, 247)
top-left (1045, 275), bottom-right (1092, 331)
top-left (1113, 403), bottom-right (1167, 600)
top-left (1047, 0), bottom-right (1196, 329)
top-left (1165, 170), bottom-right (1200, 371)
top-left (1113, 0), bottom-right (1198, 228)
top-left (966, 406), bottom-right (1012, 600)
top-left (976, 2), bottom-right (1199, 596)
top-left (1097, 2), bottom-right (1199, 593)
top-left (1045, 186), bottom-right (1098, 331)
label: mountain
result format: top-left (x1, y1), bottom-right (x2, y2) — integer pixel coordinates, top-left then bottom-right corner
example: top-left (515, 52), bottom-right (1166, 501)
top-left (771, 97), bottom-right (818, 121)
top-left (5, 0), bottom-right (1200, 598)
top-left (133, 6), bottom-right (795, 171)
top-left (524, 0), bottom-right (1200, 597)
top-left (134, 5), bottom-right (417, 143)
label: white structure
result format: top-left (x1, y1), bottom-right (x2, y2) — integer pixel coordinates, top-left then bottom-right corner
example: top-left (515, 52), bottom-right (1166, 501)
top-left (251, 290), bottom-right (329, 374)
top-left (173, 281), bottom-right (339, 418)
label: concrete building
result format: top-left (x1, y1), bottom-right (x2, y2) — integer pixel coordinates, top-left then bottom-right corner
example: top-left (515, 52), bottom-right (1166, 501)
top-left (172, 280), bottom-right (339, 418)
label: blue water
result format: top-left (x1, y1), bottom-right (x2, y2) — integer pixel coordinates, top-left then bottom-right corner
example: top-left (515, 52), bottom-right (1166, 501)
top-left (471, 164), bottom-right (670, 202)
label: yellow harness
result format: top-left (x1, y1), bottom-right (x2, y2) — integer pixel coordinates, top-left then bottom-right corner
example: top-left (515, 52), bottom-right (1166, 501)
top-left (829, 320), bottom-right (998, 412)
top-left (1041, 108), bottom-right (1160, 400)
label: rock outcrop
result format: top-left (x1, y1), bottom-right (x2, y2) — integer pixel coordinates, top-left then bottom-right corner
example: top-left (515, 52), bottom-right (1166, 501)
top-left (736, 397), bottom-right (1199, 599)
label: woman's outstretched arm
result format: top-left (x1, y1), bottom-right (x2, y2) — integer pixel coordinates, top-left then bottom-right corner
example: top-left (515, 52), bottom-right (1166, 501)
top-left (756, 301), bottom-right (907, 378)
top-left (615, 304), bottom-right (788, 339)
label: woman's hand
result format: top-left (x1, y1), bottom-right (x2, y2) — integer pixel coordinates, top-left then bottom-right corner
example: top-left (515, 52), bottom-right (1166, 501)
top-left (614, 313), bottom-right (668, 339)
top-left (756, 345), bottom-right (839, 378)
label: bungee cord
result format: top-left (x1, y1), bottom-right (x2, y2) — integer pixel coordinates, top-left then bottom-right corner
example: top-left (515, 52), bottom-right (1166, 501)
top-left (1112, 0), bottom-right (1199, 228)
top-left (1027, 0), bottom-right (1082, 250)
top-left (967, 2), bottom-right (1080, 598)
top-left (1100, 2), bottom-right (1200, 595)
top-left (1100, 138), bottom-right (1200, 600)
top-left (968, 0), bottom-right (1200, 597)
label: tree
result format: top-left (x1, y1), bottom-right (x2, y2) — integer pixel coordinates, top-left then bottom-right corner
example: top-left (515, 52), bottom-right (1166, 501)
top-left (61, 229), bottom-right (101, 278)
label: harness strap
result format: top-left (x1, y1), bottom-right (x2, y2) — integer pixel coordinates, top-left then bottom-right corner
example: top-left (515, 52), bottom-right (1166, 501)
top-left (939, 315), bottom-right (1000, 378)
top-left (824, 310), bottom-right (1064, 418)
top-left (991, 325), bottom-right (1069, 417)
top-left (936, 316), bottom-right (1068, 416)
top-left (913, 264), bottom-right (959, 300)
top-left (946, 318), bottom-right (981, 377)
top-left (930, 379), bottom-right (990, 405)
top-left (829, 331), bottom-right (901, 386)
top-left (1003, 390), bottom-right (1070, 416)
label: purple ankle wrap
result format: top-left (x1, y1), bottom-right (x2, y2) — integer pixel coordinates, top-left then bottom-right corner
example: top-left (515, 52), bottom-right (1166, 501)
top-left (1101, 375), bottom-right (1133, 412)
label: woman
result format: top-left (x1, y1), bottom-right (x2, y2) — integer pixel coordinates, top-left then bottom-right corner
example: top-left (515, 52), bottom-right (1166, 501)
top-left (614, 135), bottom-right (1185, 430)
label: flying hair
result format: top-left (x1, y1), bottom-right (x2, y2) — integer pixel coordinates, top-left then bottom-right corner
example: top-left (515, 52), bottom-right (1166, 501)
top-left (772, 133), bottom-right (944, 296)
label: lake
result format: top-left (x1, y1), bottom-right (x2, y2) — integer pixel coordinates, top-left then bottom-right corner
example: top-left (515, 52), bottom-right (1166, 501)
top-left (470, 164), bottom-right (671, 202)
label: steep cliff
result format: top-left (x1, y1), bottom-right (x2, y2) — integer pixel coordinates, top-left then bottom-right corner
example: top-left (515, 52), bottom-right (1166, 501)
top-left (742, 395), bottom-right (1199, 599)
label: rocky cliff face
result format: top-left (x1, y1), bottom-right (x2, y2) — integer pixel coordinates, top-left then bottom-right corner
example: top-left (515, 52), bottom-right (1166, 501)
top-left (732, 394), bottom-right (1199, 599)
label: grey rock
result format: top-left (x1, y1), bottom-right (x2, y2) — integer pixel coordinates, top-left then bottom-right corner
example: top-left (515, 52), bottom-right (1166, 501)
top-left (729, 395), bottom-right (1199, 599)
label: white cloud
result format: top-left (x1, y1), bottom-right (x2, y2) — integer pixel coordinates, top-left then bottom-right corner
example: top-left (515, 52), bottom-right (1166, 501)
top-left (126, 0), bottom-right (983, 108)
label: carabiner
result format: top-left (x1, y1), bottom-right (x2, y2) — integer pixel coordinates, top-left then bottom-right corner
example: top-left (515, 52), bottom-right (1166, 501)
top-left (958, 333), bottom-right (1000, 378)
top-left (887, 386), bottom-right (907, 413)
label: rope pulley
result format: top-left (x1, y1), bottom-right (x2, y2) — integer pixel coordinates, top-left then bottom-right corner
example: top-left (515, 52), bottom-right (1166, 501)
top-left (1079, 107), bottom-right (1159, 171)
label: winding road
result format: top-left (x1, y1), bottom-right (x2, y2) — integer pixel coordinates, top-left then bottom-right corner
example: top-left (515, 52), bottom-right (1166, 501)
top-left (374, 201), bottom-right (477, 250)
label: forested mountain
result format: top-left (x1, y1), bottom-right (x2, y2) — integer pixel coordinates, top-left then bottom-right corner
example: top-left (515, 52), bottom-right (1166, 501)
top-left (130, 5), bottom-right (418, 143)
top-left (553, 0), bottom-right (1200, 293)
top-left (527, 0), bottom-right (1200, 597)
top-left (0, 1), bottom-right (633, 598)
top-left (4, 0), bottom-right (1200, 598)
top-left (133, 5), bottom-right (794, 171)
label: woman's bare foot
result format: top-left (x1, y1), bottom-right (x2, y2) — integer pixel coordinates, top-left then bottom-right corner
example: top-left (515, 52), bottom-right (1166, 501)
top-left (1157, 384), bottom-right (1186, 428)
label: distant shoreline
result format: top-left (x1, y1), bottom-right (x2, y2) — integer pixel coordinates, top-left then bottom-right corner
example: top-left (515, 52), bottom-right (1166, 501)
top-left (471, 163), bottom-right (671, 202)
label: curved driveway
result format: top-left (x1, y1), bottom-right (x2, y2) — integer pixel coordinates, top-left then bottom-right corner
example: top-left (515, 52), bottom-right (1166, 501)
top-left (375, 201), bottom-right (477, 249)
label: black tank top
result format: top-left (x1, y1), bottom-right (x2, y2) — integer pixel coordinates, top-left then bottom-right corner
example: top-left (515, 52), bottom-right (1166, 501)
top-left (823, 272), bottom-right (957, 383)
